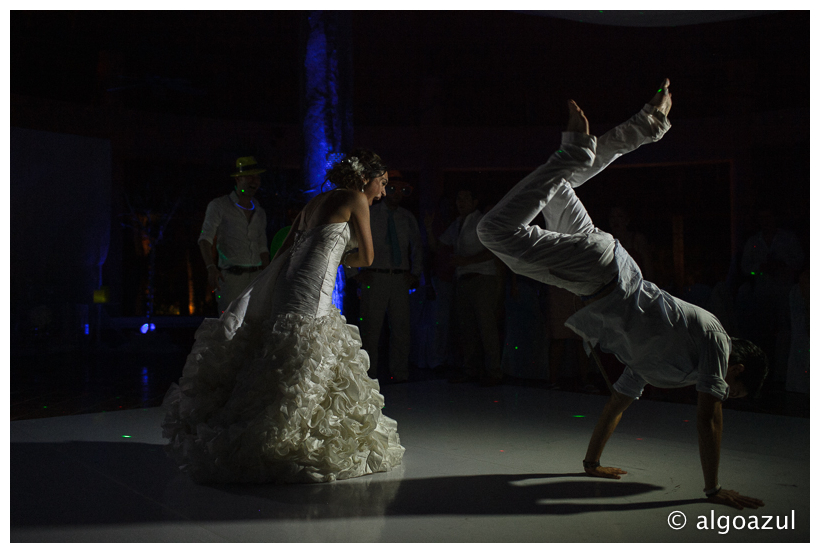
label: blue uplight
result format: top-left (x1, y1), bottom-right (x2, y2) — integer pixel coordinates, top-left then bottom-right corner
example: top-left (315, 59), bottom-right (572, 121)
top-left (304, 12), bottom-right (349, 313)
top-left (140, 323), bottom-right (156, 334)
top-left (84, 324), bottom-right (89, 335)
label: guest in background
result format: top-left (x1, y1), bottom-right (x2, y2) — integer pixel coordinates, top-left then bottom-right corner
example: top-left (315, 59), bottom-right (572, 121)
top-left (354, 170), bottom-right (423, 383)
top-left (786, 268), bottom-right (809, 394)
top-left (199, 156), bottom-right (269, 314)
top-left (420, 195), bottom-right (460, 372)
top-left (428, 186), bottom-right (503, 387)
top-left (739, 206), bottom-right (805, 384)
top-left (502, 271), bottom-right (550, 381)
top-left (543, 285), bottom-right (596, 391)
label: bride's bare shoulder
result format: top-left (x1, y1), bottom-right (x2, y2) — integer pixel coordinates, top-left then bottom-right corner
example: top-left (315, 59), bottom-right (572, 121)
top-left (332, 187), bottom-right (361, 203)
top-left (303, 188), bottom-right (363, 227)
top-left (325, 188), bottom-right (367, 211)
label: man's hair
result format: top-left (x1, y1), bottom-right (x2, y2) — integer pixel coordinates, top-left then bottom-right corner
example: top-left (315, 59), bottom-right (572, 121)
top-left (729, 338), bottom-right (769, 398)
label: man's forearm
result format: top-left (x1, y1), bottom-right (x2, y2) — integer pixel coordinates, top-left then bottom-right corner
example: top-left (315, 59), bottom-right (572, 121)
top-left (341, 250), bottom-right (371, 268)
top-left (697, 407), bottom-right (723, 491)
top-left (585, 394), bottom-right (631, 462)
top-left (199, 240), bottom-right (216, 268)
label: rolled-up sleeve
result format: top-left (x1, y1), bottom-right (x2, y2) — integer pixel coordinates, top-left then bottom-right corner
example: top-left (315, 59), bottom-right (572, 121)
top-left (696, 331), bottom-right (730, 401)
top-left (613, 366), bottom-right (648, 400)
top-left (199, 200), bottom-right (220, 244)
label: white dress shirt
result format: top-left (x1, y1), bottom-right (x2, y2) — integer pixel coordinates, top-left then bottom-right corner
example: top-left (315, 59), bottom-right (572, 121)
top-left (368, 201), bottom-right (423, 277)
top-left (440, 209), bottom-right (497, 278)
top-left (199, 191), bottom-right (268, 268)
top-left (566, 244), bottom-right (731, 401)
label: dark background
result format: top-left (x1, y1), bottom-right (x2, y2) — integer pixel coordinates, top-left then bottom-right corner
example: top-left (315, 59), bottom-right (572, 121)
top-left (10, 10), bottom-right (810, 418)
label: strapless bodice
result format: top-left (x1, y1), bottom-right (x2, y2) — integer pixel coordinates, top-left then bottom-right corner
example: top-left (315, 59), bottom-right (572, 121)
top-left (270, 222), bottom-right (356, 318)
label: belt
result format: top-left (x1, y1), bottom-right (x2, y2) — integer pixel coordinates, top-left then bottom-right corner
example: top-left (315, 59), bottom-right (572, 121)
top-left (224, 265), bottom-right (262, 275)
top-left (458, 272), bottom-right (485, 282)
top-left (364, 268), bottom-right (408, 274)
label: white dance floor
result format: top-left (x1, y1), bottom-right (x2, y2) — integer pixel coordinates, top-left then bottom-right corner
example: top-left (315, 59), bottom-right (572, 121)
top-left (11, 380), bottom-right (810, 542)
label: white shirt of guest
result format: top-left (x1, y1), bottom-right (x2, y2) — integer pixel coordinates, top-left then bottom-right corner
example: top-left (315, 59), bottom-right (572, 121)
top-left (439, 209), bottom-right (497, 279)
top-left (199, 191), bottom-right (268, 268)
top-left (368, 201), bottom-right (423, 276)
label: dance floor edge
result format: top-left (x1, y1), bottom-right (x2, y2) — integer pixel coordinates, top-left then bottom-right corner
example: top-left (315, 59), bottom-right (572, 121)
top-left (10, 380), bottom-right (810, 542)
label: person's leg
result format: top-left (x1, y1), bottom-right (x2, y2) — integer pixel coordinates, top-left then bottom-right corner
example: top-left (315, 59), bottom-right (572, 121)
top-left (479, 92), bottom-right (672, 295)
top-left (217, 272), bottom-right (254, 314)
top-left (478, 104), bottom-right (610, 295)
top-left (431, 275), bottom-right (455, 368)
top-left (453, 278), bottom-right (481, 380)
top-left (386, 274), bottom-right (411, 381)
top-left (471, 275), bottom-right (504, 382)
top-left (359, 273), bottom-right (390, 379)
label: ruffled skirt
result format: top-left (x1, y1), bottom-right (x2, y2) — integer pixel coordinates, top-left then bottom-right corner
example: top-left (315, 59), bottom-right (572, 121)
top-left (161, 309), bottom-right (404, 484)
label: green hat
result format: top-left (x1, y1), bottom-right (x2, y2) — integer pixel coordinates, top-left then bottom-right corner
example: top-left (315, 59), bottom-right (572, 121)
top-left (231, 156), bottom-right (266, 177)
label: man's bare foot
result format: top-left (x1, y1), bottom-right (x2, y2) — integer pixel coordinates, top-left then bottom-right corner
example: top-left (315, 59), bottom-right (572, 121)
top-left (649, 78), bottom-right (672, 116)
top-left (567, 100), bottom-right (589, 135)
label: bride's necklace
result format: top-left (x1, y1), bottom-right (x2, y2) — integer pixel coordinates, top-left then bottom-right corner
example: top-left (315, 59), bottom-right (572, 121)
top-left (235, 200), bottom-right (255, 211)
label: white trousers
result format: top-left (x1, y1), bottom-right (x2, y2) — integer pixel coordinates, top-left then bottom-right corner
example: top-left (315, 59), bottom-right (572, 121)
top-left (217, 271), bottom-right (259, 314)
top-left (478, 104), bottom-right (671, 296)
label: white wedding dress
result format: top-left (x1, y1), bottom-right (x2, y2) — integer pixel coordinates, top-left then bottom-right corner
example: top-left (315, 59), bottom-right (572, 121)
top-left (162, 222), bottom-right (405, 483)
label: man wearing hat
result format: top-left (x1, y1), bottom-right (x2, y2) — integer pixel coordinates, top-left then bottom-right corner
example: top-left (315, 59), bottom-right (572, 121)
top-left (353, 170), bottom-right (423, 383)
top-left (198, 156), bottom-right (269, 314)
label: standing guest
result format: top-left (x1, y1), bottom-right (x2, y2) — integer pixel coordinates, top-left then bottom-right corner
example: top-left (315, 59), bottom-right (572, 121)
top-left (786, 268), bottom-right (809, 393)
top-left (543, 285), bottom-right (595, 391)
top-left (354, 170), bottom-right (423, 383)
top-left (502, 271), bottom-right (550, 381)
top-left (740, 206), bottom-right (805, 384)
top-left (199, 156), bottom-right (270, 314)
top-left (427, 186), bottom-right (503, 387)
top-left (422, 196), bottom-right (460, 371)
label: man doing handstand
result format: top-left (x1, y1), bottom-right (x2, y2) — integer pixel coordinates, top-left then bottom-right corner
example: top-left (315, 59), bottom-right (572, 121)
top-left (476, 80), bottom-right (767, 510)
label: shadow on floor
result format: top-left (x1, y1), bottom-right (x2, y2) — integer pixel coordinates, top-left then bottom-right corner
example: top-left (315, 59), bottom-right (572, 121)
top-left (11, 440), bottom-right (705, 528)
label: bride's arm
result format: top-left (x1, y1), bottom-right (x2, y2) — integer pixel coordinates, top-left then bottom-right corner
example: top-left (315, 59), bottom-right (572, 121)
top-left (272, 210), bottom-right (304, 262)
top-left (341, 192), bottom-right (375, 268)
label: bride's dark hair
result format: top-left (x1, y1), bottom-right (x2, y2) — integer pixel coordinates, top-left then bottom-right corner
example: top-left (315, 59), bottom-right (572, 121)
top-left (324, 148), bottom-right (387, 192)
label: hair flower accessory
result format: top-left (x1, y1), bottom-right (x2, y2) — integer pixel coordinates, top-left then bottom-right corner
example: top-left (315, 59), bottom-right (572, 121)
top-left (346, 156), bottom-right (364, 176)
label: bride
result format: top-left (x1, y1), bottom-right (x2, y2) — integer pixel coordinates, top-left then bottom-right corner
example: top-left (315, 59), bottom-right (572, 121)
top-left (162, 149), bottom-right (405, 484)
